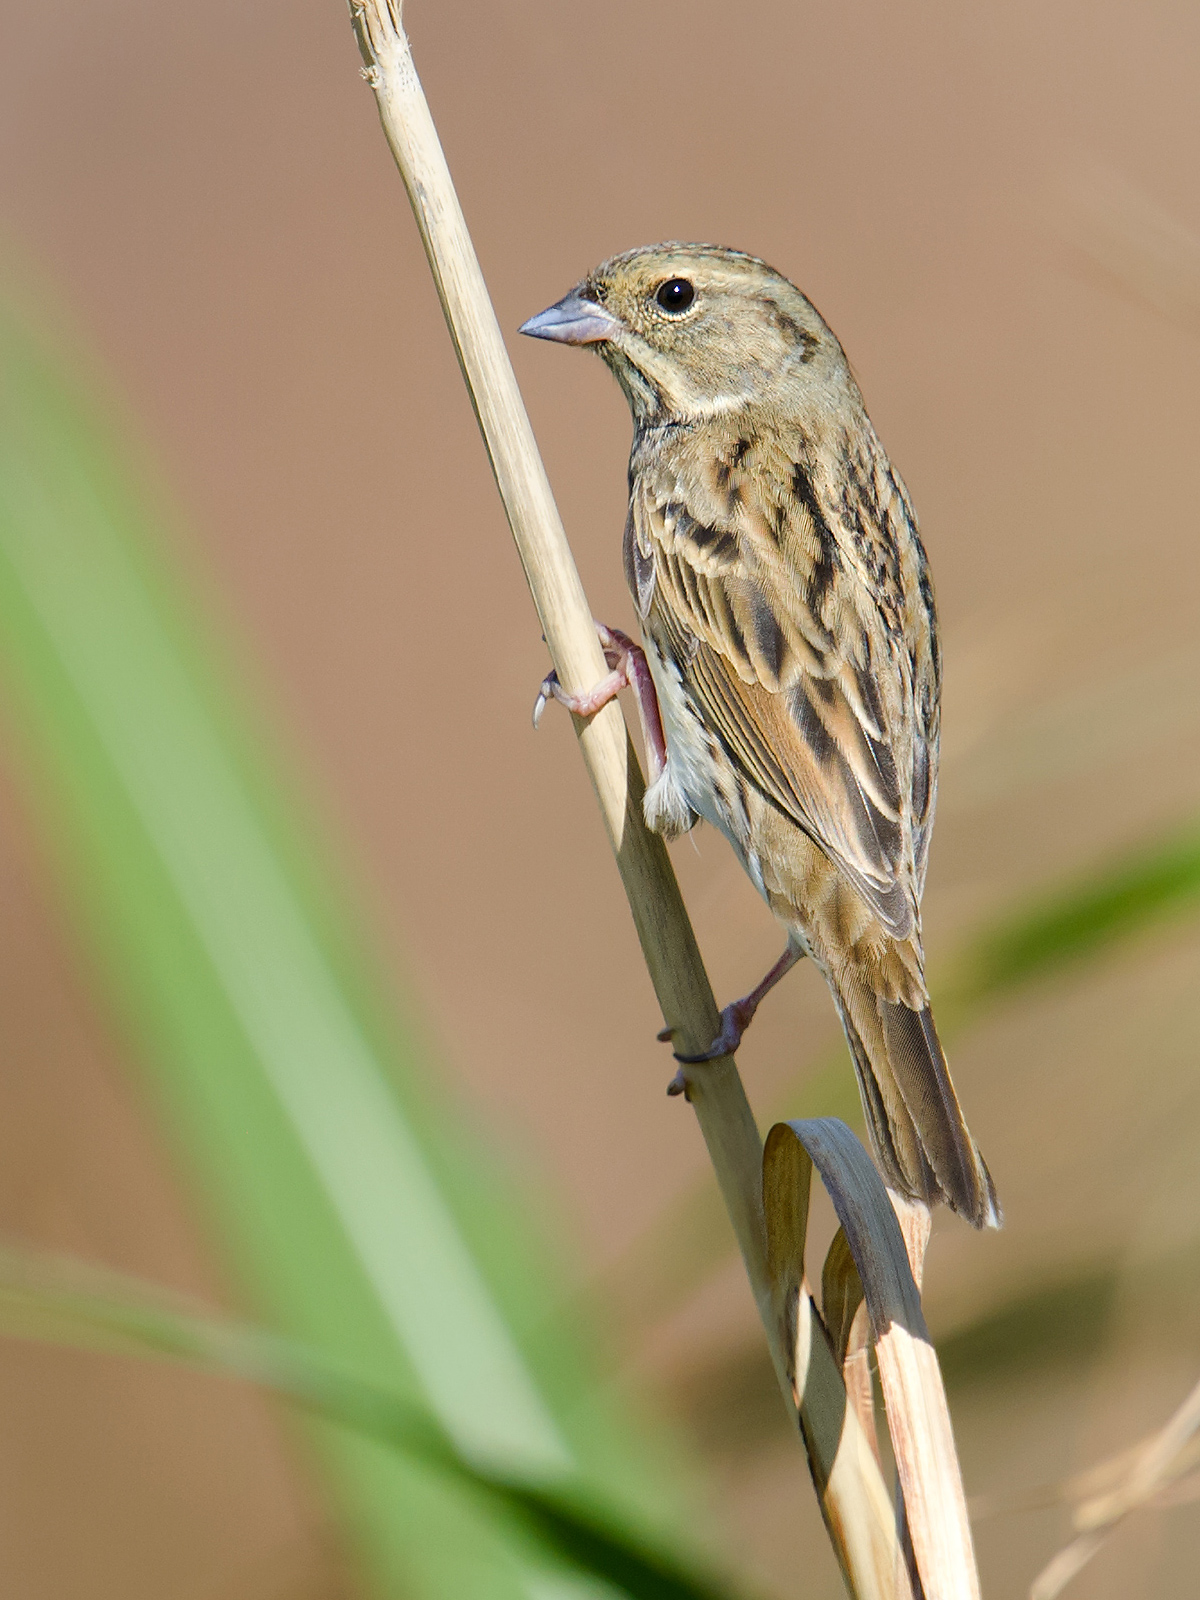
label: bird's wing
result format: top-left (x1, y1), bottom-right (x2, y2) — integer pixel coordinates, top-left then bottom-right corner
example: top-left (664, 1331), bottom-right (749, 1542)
top-left (633, 457), bottom-right (927, 939)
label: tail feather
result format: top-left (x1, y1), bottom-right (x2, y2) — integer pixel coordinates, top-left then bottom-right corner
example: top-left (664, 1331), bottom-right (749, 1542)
top-left (832, 974), bottom-right (1001, 1229)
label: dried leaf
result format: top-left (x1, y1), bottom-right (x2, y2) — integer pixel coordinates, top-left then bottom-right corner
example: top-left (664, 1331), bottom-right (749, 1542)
top-left (765, 1121), bottom-right (979, 1600)
top-left (763, 1124), bottom-right (910, 1599)
top-left (823, 1232), bottom-right (878, 1466)
top-left (822, 1228), bottom-right (867, 1366)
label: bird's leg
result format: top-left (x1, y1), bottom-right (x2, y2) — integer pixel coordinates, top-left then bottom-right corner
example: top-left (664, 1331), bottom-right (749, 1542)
top-left (533, 623), bottom-right (668, 785)
top-left (663, 942), bottom-right (805, 1077)
top-left (598, 625), bottom-right (669, 785)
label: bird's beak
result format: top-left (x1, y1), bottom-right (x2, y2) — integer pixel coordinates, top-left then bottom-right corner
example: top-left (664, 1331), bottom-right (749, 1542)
top-left (519, 290), bottom-right (621, 346)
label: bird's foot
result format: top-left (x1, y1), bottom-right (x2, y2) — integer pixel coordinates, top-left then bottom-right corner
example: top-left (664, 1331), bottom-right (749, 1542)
top-left (533, 663), bottom-right (624, 725)
top-left (659, 943), bottom-right (805, 1070)
top-left (532, 624), bottom-right (668, 783)
top-left (660, 997), bottom-right (760, 1066)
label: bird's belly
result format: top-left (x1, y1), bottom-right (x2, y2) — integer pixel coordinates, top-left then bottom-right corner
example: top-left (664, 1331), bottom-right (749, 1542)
top-left (643, 635), bottom-right (750, 857)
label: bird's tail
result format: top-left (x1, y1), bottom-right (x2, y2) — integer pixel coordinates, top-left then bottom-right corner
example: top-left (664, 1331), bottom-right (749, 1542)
top-left (830, 972), bottom-right (1001, 1229)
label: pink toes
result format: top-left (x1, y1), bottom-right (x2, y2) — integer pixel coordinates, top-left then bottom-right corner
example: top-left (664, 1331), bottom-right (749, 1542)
top-left (531, 622), bottom-right (668, 786)
top-left (532, 665), bottom-right (625, 727)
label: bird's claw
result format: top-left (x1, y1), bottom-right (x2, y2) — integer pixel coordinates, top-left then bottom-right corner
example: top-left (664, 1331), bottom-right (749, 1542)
top-left (659, 1001), bottom-right (756, 1066)
top-left (532, 672), bottom-right (558, 729)
top-left (659, 1029), bottom-right (693, 1097)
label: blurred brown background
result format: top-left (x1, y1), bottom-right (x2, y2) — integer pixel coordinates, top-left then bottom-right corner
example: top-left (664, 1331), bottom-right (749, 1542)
top-left (0, 1), bottom-right (1198, 1596)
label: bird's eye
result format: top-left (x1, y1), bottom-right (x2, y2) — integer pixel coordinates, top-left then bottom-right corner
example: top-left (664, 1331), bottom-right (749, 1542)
top-left (655, 278), bottom-right (695, 314)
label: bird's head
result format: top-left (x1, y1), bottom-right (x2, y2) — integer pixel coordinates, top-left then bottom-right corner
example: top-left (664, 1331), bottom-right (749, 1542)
top-left (520, 243), bottom-right (850, 427)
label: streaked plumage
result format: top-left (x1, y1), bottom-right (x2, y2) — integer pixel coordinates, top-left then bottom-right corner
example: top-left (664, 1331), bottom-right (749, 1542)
top-left (522, 244), bottom-right (999, 1228)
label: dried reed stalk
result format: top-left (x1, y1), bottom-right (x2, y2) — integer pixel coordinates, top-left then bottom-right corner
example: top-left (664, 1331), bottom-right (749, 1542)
top-left (345, 4), bottom-right (953, 1594)
top-left (1029, 1373), bottom-right (1200, 1599)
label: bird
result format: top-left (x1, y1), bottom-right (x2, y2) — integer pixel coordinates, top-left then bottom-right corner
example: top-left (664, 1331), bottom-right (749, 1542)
top-left (520, 243), bottom-right (999, 1229)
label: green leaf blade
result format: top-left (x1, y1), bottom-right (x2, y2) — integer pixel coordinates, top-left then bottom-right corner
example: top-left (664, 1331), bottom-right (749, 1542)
top-left (0, 289), bottom-right (688, 1596)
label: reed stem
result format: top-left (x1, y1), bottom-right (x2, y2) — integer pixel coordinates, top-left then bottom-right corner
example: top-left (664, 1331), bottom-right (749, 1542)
top-left (346, 3), bottom-right (904, 1592)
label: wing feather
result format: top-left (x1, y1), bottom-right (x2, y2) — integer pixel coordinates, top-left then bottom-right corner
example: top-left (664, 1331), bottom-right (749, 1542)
top-left (634, 449), bottom-right (935, 940)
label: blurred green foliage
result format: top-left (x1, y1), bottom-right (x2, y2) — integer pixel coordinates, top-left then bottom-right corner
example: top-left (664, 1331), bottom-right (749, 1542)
top-left (947, 824), bottom-right (1200, 1006)
top-left (0, 1248), bottom-right (744, 1600)
top-left (0, 286), bottom-right (703, 1598)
